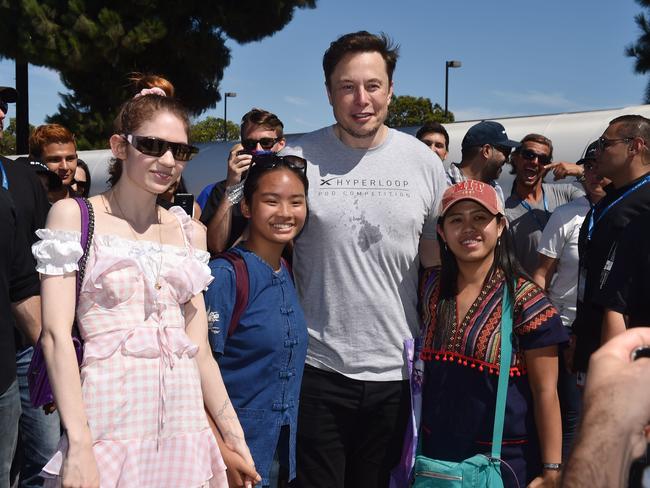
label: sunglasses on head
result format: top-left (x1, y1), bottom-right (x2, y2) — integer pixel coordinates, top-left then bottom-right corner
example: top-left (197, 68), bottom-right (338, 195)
top-left (250, 153), bottom-right (307, 173)
top-left (123, 134), bottom-right (199, 162)
top-left (520, 148), bottom-right (551, 165)
top-left (242, 137), bottom-right (282, 151)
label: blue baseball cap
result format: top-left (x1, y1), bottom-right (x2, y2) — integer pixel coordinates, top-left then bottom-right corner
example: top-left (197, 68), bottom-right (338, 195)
top-left (461, 121), bottom-right (520, 149)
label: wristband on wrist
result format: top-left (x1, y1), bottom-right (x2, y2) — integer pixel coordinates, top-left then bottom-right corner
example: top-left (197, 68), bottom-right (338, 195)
top-left (542, 463), bottom-right (562, 471)
top-left (225, 181), bottom-right (244, 205)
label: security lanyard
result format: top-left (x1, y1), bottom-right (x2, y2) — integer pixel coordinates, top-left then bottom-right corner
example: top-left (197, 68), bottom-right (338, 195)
top-left (518, 190), bottom-right (549, 231)
top-left (0, 160), bottom-right (7, 190)
top-left (586, 174), bottom-right (650, 241)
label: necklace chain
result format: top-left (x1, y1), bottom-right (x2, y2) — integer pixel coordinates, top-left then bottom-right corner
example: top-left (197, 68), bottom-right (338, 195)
top-left (105, 190), bottom-right (165, 290)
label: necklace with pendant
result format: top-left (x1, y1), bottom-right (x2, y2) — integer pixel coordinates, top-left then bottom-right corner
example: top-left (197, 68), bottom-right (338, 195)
top-left (105, 191), bottom-right (165, 290)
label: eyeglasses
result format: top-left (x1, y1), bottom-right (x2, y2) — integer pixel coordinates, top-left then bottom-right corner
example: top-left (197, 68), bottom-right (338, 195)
top-left (123, 135), bottom-right (199, 162)
top-left (250, 153), bottom-right (307, 173)
top-left (597, 136), bottom-right (633, 151)
top-left (519, 148), bottom-right (552, 165)
top-left (242, 137), bottom-right (282, 151)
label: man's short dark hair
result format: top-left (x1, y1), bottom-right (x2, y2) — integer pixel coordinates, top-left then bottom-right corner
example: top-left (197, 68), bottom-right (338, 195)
top-left (323, 31), bottom-right (399, 88)
top-left (609, 114), bottom-right (650, 143)
top-left (416, 122), bottom-right (449, 150)
top-left (240, 108), bottom-right (284, 139)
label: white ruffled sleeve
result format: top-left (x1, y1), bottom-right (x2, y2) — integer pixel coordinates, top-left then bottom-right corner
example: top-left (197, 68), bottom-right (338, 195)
top-left (195, 250), bottom-right (210, 266)
top-left (32, 228), bottom-right (84, 275)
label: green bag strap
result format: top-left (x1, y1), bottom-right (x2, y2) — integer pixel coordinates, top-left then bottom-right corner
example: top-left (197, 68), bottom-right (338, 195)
top-left (490, 280), bottom-right (515, 460)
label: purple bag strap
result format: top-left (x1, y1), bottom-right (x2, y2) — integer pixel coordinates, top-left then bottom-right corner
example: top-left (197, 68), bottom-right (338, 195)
top-left (72, 197), bottom-right (94, 305)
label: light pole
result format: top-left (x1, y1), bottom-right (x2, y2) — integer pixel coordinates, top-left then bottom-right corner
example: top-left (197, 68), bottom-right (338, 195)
top-left (223, 92), bottom-right (237, 140)
top-left (444, 60), bottom-right (461, 119)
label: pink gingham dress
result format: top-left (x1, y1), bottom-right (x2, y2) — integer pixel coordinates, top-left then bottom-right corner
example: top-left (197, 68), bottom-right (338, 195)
top-left (32, 206), bottom-right (228, 488)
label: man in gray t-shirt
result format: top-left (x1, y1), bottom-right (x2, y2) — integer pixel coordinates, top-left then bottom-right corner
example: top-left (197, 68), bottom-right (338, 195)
top-left (284, 32), bottom-right (447, 488)
top-left (505, 133), bottom-right (584, 275)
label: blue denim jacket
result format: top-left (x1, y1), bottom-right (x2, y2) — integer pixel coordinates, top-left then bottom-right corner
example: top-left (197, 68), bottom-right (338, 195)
top-left (205, 245), bottom-right (308, 485)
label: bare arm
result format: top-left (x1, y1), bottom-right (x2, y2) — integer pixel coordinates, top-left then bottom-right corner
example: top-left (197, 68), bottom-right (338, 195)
top-left (12, 295), bottom-right (42, 346)
top-left (206, 144), bottom-right (252, 254)
top-left (185, 221), bottom-right (255, 468)
top-left (525, 345), bottom-right (562, 487)
top-left (563, 328), bottom-right (650, 488)
top-left (601, 309), bottom-right (627, 344)
top-left (532, 254), bottom-right (558, 292)
top-left (40, 199), bottom-right (99, 487)
top-left (419, 237), bottom-right (441, 268)
top-left (544, 162), bottom-right (584, 181)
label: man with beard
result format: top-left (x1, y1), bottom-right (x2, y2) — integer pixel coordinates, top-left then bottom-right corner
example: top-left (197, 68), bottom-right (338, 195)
top-left (446, 120), bottom-right (519, 204)
top-left (283, 31), bottom-right (448, 487)
top-left (505, 134), bottom-right (584, 275)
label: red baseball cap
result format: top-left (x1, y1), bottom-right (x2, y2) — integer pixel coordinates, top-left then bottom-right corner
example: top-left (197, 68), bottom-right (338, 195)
top-left (439, 180), bottom-right (504, 217)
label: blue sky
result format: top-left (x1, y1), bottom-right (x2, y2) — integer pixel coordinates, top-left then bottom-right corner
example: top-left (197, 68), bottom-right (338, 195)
top-left (0, 0), bottom-right (648, 135)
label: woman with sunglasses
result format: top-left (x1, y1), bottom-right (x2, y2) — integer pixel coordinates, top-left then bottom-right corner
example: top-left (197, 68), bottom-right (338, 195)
top-left (33, 79), bottom-right (254, 487)
top-left (72, 159), bottom-right (91, 198)
top-left (204, 153), bottom-right (309, 488)
top-left (418, 181), bottom-right (567, 487)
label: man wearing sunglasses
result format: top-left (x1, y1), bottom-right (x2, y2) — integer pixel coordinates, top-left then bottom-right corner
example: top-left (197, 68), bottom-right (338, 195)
top-left (505, 134), bottom-right (584, 276)
top-left (282, 32), bottom-right (448, 488)
top-left (200, 108), bottom-right (286, 254)
top-left (447, 120), bottom-right (519, 205)
top-left (572, 115), bottom-right (650, 386)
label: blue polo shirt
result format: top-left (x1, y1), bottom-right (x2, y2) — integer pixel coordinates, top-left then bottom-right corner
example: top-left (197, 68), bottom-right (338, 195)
top-left (205, 245), bottom-right (308, 485)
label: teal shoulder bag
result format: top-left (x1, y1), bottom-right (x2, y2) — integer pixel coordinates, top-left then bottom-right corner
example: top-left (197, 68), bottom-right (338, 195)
top-left (412, 284), bottom-right (514, 488)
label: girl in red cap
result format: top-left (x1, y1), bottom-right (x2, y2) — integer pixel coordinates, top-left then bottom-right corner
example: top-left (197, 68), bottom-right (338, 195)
top-left (416, 180), bottom-right (567, 487)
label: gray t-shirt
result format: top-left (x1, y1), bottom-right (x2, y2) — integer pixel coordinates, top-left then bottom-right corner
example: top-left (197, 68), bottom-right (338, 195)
top-left (505, 182), bottom-right (584, 276)
top-left (285, 126), bottom-right (448, 381)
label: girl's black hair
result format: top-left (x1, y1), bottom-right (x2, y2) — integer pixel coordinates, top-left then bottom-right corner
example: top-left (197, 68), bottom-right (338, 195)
top-left (242, 160), bottom-right (309, 205)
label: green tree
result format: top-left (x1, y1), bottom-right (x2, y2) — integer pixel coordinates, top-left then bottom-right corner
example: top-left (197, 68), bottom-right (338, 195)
top-left (1, 0), bottom-right (316, 149)
top-left (627, 0), bottom-right (650, 102)
top-left (386, 95), bottom-right (454, 128)
top-left (0, 118), bottom-right (35, 155)
top-left (191, 116), bottom-right (239, 143)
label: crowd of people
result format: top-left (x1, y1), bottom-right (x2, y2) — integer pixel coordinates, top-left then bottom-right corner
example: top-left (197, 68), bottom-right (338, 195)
top-left (0, 30), bottom-right (649, 488)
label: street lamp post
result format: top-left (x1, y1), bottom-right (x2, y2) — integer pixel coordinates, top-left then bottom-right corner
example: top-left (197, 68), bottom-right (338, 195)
top-left (223, 92), bottom-right (237, 140)
top-left (444, 60), bottom-right (461, 119)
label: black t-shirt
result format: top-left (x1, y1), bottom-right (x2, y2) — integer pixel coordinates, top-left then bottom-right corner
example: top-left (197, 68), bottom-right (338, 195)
top-left (2, 156), bottom-right (49, 246)
top-left (1, 156), bottom-right (50, 351)
top-left (573, 173), bottom-right (650, 372)
top-left (0, 187), bottom-right (41, 394)
top-left (593, 212), bottom-right (650, 327)
top-left (199, 180), bottom-right (247, 253)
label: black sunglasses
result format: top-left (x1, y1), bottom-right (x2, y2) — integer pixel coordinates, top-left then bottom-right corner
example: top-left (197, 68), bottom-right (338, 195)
top-left (250, 153), bottom-right (307, 173)
top-left (0, 100), bottom-right (8, 115)
top-left (520, 148), bottom-right (551, 165)
top-left (124, 135), bottom-right (199, 162)
top-left (242, 137), bottom-right (282, 151)
top-left (597, 136), bottom-right (633, 151)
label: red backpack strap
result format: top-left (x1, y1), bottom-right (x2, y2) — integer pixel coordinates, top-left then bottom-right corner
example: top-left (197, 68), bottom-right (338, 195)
top-left (215, 250), bottom-right (249, 337)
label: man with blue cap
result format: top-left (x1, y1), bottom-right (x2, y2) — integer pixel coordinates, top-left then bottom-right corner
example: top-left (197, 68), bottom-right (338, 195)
top-left (447, 120), bottom-right (520, 204)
